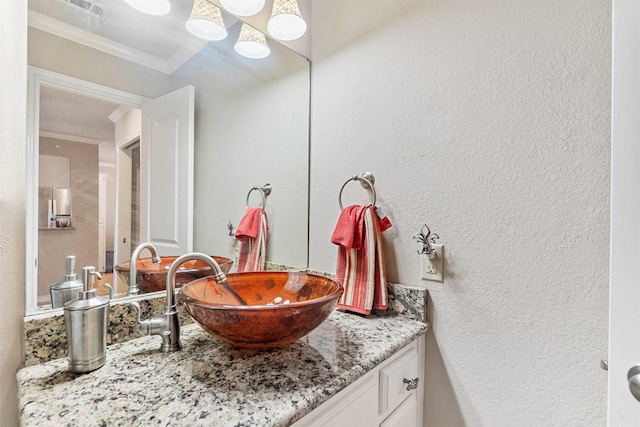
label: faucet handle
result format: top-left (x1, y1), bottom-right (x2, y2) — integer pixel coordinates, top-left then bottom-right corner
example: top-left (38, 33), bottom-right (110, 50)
top-left (130, 301), bottom-right (155, 336)
top-left (103, 283), bottom-right (114, 300)
top-left (130, 301), bottom-right (179, 351)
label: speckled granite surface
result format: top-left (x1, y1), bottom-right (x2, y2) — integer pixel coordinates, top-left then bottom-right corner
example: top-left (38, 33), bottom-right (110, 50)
top-left (24, 275), bottom-right (428, 366)
top-left (385, 283), bottom-right (428, 323)
top-left (18, 312), bottom-right (428, 427)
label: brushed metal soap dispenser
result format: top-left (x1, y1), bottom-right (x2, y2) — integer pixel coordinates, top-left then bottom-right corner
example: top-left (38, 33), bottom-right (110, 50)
top-left (63, 266), bottom-right (110, 374)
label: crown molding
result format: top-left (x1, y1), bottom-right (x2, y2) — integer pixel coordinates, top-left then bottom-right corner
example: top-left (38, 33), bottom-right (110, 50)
top-left (29, 10), bottom-right (171, 73)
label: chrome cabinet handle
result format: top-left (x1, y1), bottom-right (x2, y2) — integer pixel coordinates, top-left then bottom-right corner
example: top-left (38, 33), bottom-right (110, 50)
top-left (628, 365), bottom-right (640, 402)
top-left (403, 377), bottom-right (419, 391)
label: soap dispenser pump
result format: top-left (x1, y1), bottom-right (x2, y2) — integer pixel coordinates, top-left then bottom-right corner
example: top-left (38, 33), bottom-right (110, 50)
top-left (63, 266), bottom-right (110, 374)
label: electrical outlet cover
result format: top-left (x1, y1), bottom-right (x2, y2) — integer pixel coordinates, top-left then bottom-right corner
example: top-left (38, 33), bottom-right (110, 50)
top-left (421, 244), bottom-right (444, 282)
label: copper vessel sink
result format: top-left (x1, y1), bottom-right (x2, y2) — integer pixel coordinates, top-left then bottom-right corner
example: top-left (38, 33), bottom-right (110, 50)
top-left (114, 256), bottom-right (234, 294)
top-left (177, 271), bottom-right (343, 349)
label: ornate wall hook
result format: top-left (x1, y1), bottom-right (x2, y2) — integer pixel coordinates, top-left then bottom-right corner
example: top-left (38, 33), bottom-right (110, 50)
top-left (413, 224), bottom-right (439, 258)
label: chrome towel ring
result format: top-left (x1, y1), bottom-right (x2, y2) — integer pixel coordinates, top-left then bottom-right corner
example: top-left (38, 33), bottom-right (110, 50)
top-left (338, 172), bottom-right (376, 210)
top-left (246, 183), bottom-right (272, 210)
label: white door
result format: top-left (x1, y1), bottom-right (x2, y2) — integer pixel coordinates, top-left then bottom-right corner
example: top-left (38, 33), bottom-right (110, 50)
top-left (609, 1), bottom-right (640, 424)
top-left (139, 85), bottom-right (194, 256)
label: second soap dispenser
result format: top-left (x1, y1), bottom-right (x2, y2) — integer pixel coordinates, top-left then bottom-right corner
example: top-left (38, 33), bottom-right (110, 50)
top-left (49, 255), bottom-right (83, 309)
top-left (63, 266), bottom-right (110, 374)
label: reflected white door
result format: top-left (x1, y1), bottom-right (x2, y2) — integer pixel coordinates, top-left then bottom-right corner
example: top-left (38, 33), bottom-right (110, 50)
top-left (139, 85), bottom-right (194, 256)
top-left (609, 1), bottom-right (640, 424)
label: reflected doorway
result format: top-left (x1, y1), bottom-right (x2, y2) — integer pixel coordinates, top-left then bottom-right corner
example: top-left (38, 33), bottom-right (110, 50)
top-left (36, 85), bottom-right (136, 304)
top-left (26, 69), bottom-right (194, 311)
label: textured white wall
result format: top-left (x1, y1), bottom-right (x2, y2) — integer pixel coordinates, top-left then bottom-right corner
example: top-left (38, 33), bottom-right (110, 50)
top-left (309, 1), bottom-right (610, 426)
top-left (0, 1), bottom-right (26, 426)
top-left (0, 1), bottom-right (612, 425)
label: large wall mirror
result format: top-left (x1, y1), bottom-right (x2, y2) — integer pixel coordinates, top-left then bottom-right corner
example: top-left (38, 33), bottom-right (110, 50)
top-left (26, 0), bottom-right (310, 314)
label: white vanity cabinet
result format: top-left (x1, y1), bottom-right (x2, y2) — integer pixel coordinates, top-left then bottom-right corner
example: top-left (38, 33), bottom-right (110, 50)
top-left (293, 334), bottom-right (425, 427)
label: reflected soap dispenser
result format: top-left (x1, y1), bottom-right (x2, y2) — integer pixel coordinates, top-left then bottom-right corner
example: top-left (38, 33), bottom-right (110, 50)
top-left (49, 255), bottom-right (84, 309)
top-left (63, 266), bottom-right (110, 374)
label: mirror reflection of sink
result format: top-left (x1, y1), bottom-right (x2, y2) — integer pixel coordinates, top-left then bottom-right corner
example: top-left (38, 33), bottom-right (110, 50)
top-left (114, 256), bottom-right (234, 294)
top-left (178, 271), bottom-right (343, 349)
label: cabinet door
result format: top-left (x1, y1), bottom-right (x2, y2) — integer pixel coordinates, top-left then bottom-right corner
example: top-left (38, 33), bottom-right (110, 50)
top-left (292, 374), bottom-right (378, 427)
top-left (380, 395), bottom-right (418, 427)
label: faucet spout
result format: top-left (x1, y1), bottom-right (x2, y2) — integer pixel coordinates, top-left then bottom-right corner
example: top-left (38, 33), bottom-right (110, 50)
top-left (165, 252), bottom-right (230, 310)
top-left (128, 243), bottom-right (161, 296)
top-left (168, 253), bottom-right (249, 305)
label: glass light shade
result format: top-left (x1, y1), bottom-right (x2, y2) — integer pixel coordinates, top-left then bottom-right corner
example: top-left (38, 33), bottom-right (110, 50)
top-left (185, 0), bottom-right (228, 41)
top-left (234, 23), bottom-right (270, 59)
top-left (267, 0), bottom-right (306, 41)
top-left (123, 0), bottom-right (171, 16)
top-left (220, 0), bottom-right (265, 17)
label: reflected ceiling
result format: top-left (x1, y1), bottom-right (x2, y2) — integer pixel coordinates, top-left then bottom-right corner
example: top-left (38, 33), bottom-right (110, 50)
top-left (39, 86), bottom-right (118, 143)
top-left (28, 0), bottom-right (233, 73)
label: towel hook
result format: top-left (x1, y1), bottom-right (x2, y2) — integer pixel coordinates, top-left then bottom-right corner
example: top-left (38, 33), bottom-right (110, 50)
top-left (246, 183), bottom-right (272, 210)
top-left (338, 172), bottom-right (376, 210)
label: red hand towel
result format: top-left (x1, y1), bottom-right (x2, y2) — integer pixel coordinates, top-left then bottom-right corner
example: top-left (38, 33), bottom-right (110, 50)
top-left (330, 205), bottom-right (368, 250)
top-left (235, 207), bottom-right (264, 241)
top-left (332, 204), bottom-right (390, 315)
top-left (235, 208), bottom-right (268, 272)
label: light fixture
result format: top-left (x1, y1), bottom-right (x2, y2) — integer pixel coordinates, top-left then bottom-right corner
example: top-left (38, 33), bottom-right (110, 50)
top-left (123, 0), bottom-right (171, 16)
top-left (267, 0), bottom-right (306, 41)
top-left (185, 0), bottom-right (228, 41)
top-left (234, 23), bottom-right (270, 59)
top-left (220, 0), bottom-right (265, 17)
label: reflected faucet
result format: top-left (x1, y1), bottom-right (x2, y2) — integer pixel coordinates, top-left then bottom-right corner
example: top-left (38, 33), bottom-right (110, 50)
top-left (130, 252), bottom-right (229, 353)
top-left (128, 243), bottom-right (161, 296)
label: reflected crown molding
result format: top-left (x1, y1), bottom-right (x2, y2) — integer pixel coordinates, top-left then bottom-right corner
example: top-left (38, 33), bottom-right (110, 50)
top-left (108, 105), bottom-right (133, 124)
top-left (28, 10), bottom-right (207, 74)
top-left (40, 130), bottom-right (105, 145)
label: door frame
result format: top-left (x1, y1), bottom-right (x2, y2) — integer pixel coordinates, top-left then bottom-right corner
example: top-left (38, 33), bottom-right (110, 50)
top-left (26, 67), bottom-right (146, 312)
top-left (608, 0), bottom-right (640, 423)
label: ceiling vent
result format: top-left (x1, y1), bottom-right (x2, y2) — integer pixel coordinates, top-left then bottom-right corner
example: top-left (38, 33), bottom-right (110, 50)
top-left (57, 0), bottom-right (107, 19)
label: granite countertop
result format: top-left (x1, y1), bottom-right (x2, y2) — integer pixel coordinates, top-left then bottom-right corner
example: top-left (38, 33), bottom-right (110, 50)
top-left (17, 311), bottom-right (428, 427)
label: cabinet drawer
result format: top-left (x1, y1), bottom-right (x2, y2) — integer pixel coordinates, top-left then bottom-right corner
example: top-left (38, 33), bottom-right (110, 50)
top-left (292, 373), bottom-right (378, 427)
top-left (378, 341), bottom-right (420, 416)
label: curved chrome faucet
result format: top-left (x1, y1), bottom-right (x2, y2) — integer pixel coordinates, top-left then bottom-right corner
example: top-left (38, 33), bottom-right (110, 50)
top-left (130, 252), bottom-right (229, 353)
top-left (128, 243), bottom-right (161, 296)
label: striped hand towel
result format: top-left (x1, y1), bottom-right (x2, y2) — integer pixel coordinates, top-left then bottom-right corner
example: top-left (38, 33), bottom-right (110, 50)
top-left (331, 204), bottom-right (391, 315)
top-left (235, 207), bottom-right (268, 272)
